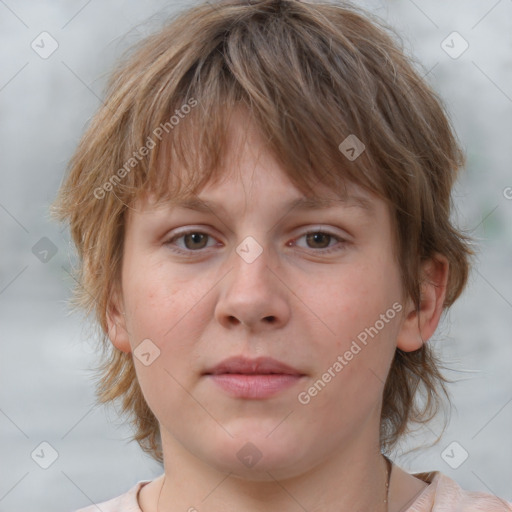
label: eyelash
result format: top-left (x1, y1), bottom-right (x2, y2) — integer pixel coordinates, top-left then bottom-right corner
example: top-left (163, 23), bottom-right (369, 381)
top-left (164, 228), bottom-right (348, 256)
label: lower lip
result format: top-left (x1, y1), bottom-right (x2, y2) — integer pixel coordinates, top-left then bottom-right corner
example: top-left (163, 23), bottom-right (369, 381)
top-left (207, 374), bottom-right (303, 399)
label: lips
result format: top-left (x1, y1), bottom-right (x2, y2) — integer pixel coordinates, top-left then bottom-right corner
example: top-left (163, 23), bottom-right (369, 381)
top-left (203, 356), bottom-right (305, 399)
top-left (203, 356), bottom-right (304, 376)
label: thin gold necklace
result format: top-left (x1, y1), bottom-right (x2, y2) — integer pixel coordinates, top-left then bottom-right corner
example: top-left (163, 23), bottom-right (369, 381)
top-left (384, 454), bottom-right (392, 512)
top-left (156, 454), bottom-right (392, 511)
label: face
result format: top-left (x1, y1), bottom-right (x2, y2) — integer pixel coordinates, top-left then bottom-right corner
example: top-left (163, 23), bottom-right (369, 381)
top-left (109, 111), bottom-right (421, 481)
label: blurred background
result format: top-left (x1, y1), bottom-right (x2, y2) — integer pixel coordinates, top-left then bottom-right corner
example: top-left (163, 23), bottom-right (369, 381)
top-left (0, 1), bottom-right (511, 510)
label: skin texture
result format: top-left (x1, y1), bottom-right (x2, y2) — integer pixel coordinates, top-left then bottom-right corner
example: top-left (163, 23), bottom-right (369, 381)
top-left (107, 110), bottom-right (448, 511)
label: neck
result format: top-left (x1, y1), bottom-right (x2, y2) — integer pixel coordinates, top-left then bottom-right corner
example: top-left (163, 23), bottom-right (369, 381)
top-left (155, 431), bottom-right (390, 512)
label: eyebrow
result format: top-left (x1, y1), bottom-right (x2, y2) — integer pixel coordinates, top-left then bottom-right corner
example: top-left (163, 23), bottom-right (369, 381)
top-left (167, 194), bottom-right (375, 216)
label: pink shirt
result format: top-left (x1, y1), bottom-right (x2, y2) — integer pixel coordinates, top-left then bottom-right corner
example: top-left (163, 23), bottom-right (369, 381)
top-left (75, 471), bottom-right (512, 511)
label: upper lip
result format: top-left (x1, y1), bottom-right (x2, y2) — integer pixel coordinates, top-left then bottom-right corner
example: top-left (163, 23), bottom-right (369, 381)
top-left (203, 356), bottom-right (304, 376)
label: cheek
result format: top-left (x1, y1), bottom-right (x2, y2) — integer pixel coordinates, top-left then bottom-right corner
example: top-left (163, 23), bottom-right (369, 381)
top-left (299, 260), bottom-right (402, 412)
top-left (121, 269), bottom-right (211, 420)
top-left (307, 262), bottom-right (401, 342)
top-left (297, 268), bottom-right (401, 428)
top-left (122, 259), bottom-right (195, 337)
top-left (121, 263), bottom-right (218, 377)
top-left (122, 277), bottom-right (175, 342)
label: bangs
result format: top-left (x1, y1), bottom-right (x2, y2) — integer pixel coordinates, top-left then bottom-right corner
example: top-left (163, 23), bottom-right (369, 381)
top-left (109, 2), bottom-right (395, 210)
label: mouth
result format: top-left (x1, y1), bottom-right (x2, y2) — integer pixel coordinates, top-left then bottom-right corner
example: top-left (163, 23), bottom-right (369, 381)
top-left (203, 356), bottom-right (306, 399)
top-left (203, 356), bottom-right (304, 376)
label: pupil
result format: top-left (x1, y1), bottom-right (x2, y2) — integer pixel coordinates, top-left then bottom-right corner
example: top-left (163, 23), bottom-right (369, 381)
top-left (307, 233), bottom-right (329, 248)
top-left (186, 233), bottom-right (206, 249)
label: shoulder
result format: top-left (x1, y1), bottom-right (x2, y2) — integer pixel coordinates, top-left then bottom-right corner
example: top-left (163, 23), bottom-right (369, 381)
top-left (73, 480), bottom-right (151, 512)
top-left (408, 470), bottom-right (512, 511)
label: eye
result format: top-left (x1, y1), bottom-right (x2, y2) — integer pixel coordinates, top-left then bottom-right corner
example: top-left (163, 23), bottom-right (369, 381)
top-left (165, 230), bottom-right (218, 254)
top-left (291, 230), bottom-right (347, 254)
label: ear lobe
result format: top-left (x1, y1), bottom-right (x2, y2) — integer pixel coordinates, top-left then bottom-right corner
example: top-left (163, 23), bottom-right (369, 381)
top-left (106, 288), bottom-right (132, 354)
top-left (396, 254), bottom-right (449, 352)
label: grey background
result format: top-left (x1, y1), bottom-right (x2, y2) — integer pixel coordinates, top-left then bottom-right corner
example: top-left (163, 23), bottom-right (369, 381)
top-left (0, 1), bottom-right (511, 511)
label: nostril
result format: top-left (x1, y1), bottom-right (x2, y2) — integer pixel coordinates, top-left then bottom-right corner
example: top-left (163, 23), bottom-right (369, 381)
top-left (264, 316), bottom-right (276, 323)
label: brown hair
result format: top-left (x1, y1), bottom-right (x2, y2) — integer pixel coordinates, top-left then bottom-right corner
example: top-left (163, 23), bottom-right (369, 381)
top-left (51, 0), bottom-right (474, 463)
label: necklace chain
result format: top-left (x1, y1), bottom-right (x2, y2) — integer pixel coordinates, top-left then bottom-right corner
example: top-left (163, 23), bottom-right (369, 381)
top-left (156, 454), bottom-right (392, 512)
top-left (384, 454), bottom-right (392, 512)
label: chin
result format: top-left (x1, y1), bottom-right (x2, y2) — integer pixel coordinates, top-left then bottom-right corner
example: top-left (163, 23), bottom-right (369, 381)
top-left (201, 428), bottom-right (314, 481)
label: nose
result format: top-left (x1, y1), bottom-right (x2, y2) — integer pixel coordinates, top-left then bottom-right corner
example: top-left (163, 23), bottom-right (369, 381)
top-left (214, 242), bottom-right (291, 331)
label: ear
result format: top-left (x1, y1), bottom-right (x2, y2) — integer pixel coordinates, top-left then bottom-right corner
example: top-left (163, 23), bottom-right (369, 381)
top-left (106, 286), bottom-right (132, 353)
top-left (396, 254), bottom-right (449, 352)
